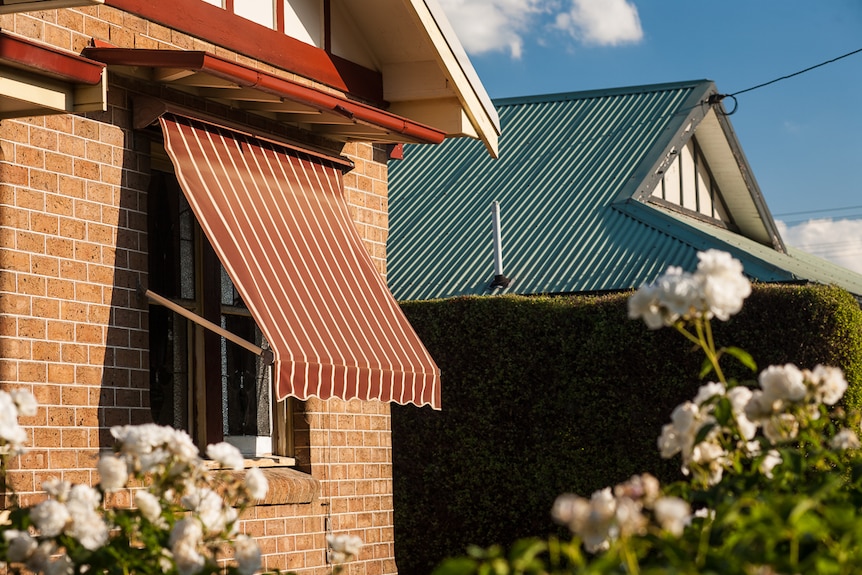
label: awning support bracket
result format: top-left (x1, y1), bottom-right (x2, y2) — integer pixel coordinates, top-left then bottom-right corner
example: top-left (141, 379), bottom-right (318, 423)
top-left (139, 283), bottom-right (275, 364)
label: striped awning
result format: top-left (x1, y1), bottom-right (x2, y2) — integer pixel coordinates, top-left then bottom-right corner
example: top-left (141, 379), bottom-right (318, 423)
top-left (159, 113), bottom-right (441, 409)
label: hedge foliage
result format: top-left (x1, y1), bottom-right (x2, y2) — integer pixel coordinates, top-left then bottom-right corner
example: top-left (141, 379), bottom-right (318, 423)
top-left (392, 284), bottom-right (862, 575)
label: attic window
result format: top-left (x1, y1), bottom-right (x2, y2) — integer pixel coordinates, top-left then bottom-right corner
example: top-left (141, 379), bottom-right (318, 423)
top-left (199, 0), bottom-right (322, 47)
top-left (651, 136), bottom-right (730, 223)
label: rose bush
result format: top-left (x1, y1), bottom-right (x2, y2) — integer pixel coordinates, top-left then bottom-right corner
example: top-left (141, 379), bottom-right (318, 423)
top-left (434, 250), bottom-right (862, 574)
top-left (0, 403), bottom-right (361, 575)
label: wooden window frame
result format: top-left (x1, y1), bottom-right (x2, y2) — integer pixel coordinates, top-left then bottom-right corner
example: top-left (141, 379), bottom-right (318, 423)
top-left (147, 168), bottom-right (294, 458)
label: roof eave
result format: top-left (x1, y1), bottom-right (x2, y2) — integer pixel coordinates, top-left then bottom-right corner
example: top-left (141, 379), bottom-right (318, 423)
top-left (82, 46), bottom-right (447, 146)
top-left (0, 31), bottom-right (107, 118)
top-left (402, 0), bottom-right (501, 157)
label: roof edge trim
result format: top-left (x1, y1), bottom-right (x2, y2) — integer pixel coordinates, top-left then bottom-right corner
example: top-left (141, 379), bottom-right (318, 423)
top-left (83, 46), bottom-right (446, 146)
top-left (494, 79), bottom-right (716, 107)
top-left (615, 200), bottom-right (794, 279)
top-left (710, 104), bottom-right (786, 252)
top-left (408, 0), bottom-right (501, 157)
top-left (0, 30), bottom-right (105, 84)
top-left (615, 80), bottom-right (715, 205)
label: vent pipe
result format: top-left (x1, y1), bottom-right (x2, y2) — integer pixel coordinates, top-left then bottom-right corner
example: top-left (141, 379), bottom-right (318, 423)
top-left (489, 201), bottom-right (511, 289)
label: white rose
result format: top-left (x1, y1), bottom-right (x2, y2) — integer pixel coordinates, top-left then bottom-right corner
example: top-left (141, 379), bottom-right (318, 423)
top-left (44, 554), bottom-right (73, 575)
top-left (327, 533), bottom-right (364, 563)
top-left (614, 496), bottom-right (647, 537)
top-left (97, 455), bottom-right (129, 491)
top-left (657, 423), bottom-right (681, 459)
top-left (693, 382), bottom-right (725, 406)
top-left (234, 534), bottom-right (262, 575)
top-left (245, 467), bottom-right (269, 500)
top-left (759, 364), bottom-right (806, 407)
top-left (67, 508), bottom-right (108, 551)
top-left (727, 386), bottom-right (757, 440)
top-left (830, 429), bottom-right (860, 450)
top-left (763, 414), bottom-right (800, 445)
top-left (653, 496), bottom-right (691, 537)
top-left (627, 285), bottom-right (665, 329)
top-left (136, 490), bottom-right (165, 524)
top-left (10, 389), bottom-right (38, 417)
top-left (807, 365), bottom-right (848, 406)
top-left (656, 266), bottom-right (702, 320)
top-left (695, 249), bottom-right (751, 320)
top-left (206, 442), bottom-right (244, 471)
top-left (4, 530), bottom-right (37, 563)
top-left (30, 500), bottom-right (70, 537)
top-left (759, 449), bottom-right (783, 478)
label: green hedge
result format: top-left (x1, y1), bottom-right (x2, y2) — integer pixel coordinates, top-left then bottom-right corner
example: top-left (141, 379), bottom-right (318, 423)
top-left (392, 284), bottom-right (862, 575)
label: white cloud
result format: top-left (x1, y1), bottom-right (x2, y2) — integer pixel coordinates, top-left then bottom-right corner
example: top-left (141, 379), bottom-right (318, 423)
top-left (437, 0), bottom-right (643, 58)
top-left (554, 0), bottom-right (643, 45)
top-left (777, 218), bottom-right (862, 275)
top-left (436, 0), bottom-right (547, 59)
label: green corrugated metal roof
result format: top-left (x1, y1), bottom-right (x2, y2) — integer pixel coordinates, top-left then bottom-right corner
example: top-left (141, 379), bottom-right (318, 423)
top-left (387, 80), bottom-right (862, 300)
top-left (623, 201), bottom-right (862, 295)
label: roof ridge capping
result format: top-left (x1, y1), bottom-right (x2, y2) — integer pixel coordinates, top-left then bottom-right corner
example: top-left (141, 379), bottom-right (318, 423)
top-left (493, 79), bottom-right (716, 107)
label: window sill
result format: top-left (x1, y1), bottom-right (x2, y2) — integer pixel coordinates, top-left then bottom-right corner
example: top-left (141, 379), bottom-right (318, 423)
top-left (208, 459), bottom-right (319, 506)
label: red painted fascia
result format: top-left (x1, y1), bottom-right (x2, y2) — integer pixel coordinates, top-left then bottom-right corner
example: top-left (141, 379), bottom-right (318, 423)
top-left (105, 0), bottom-right (383, 105)
top-left (82, 47), bottom-right (446, 145)
top-left (0, 31), bottom-right (104, 84)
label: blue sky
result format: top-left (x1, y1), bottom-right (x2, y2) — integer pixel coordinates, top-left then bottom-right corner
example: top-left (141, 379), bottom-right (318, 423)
top-left (437, 0), bottom-right (862, 273)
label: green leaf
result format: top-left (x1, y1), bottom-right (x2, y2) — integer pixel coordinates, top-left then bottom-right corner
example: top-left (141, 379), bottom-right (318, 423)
top-left (722, 346), bottom-right (757, 372)
top-left (694, 422), bottom-right (718, 445)
top-left (433, 557), bottom-right (480, 575)
top-left (699, 356), bottom-right (716, 380)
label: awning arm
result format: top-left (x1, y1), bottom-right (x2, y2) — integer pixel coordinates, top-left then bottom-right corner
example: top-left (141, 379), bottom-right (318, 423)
top-left (140, 285), bottom-right (274, 364)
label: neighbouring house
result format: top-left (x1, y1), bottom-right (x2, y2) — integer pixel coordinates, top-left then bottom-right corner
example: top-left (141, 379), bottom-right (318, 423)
top-left (0, 0), bottom-right (500, 573)
top-left (388, 79), bottom-right (862, 301)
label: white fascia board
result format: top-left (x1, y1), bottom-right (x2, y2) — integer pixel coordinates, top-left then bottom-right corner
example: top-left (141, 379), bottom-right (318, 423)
top-left (389, 98), bottom-right (479, 139)
top-left (0, 64), bottom-right (106, 118)
top-left (406, 0), bottom-right (500, 157)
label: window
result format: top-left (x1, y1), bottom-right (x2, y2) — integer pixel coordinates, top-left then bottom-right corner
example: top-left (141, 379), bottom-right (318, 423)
top-left (199, 0), bottom-right (321, 46)
top-left (147, 169), bottom-right (294, 458)
top-left (650, 137), bottom-right (730, 223)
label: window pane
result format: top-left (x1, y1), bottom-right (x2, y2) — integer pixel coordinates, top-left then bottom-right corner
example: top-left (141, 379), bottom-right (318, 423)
top-left (283, 0), bottom-right (321, 46)
top-left (149, 307), bottom-right (190, 431)
top-left (235, 0), bottom-right (275, 29)
top-left (221, 315), bottom-right (271, 439)
top-left (179, 195), bottom-right (196, 300)
top-left (221, 266), bottom-right (246, 307)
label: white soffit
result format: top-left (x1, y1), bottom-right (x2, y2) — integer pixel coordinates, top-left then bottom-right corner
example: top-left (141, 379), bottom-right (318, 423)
top-left (695, 109), bottom-right (774, 245)
top-left (406, 0), bottom-right (499, 157)
top-left (337, 0), bottom-right (500, 157)
top-left (0, 31), bottom-right (107, 118)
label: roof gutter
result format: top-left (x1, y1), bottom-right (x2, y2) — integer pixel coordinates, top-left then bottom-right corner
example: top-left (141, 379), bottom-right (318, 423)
top-left (82, 46), bottom-right (447, 145)
top-left (0, 31), bottom-right (104, 84)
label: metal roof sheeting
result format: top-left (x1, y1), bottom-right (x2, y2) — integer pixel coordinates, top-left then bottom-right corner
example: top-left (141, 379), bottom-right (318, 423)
top-left (388, 80), bottom-right (862, 300)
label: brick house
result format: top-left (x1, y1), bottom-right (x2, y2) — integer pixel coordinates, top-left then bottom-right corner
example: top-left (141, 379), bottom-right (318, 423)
top-left (0, 1), bottom-right (500, 573)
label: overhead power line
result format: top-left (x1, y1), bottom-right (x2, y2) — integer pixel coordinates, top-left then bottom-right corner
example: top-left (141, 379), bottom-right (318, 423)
top-left (729, 46), bottom-right (862, 97)
top-left (779, 213), bottom-right (862, 227)
top-left (774, 204), bottom-right (862, 218)
top-left (709, 45), bottom-right (862, 114)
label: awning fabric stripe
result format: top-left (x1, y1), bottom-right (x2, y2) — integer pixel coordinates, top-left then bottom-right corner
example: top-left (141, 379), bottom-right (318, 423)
top-left (159, 113), bottom-right (441, 409)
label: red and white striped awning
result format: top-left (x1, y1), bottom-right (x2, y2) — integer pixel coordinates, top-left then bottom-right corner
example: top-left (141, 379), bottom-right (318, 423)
top-left (159, 113), bottom-right (441, 409)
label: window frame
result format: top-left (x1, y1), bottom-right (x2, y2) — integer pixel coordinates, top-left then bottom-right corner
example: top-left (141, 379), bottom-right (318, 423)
top-left (651, 136), bottom-right (732, 225)
top-left (147, 166), bottom-right (294, 460)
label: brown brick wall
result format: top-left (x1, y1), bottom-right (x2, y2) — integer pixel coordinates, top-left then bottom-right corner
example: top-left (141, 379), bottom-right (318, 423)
top-left (0, 6), bottom-right (399, 575)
